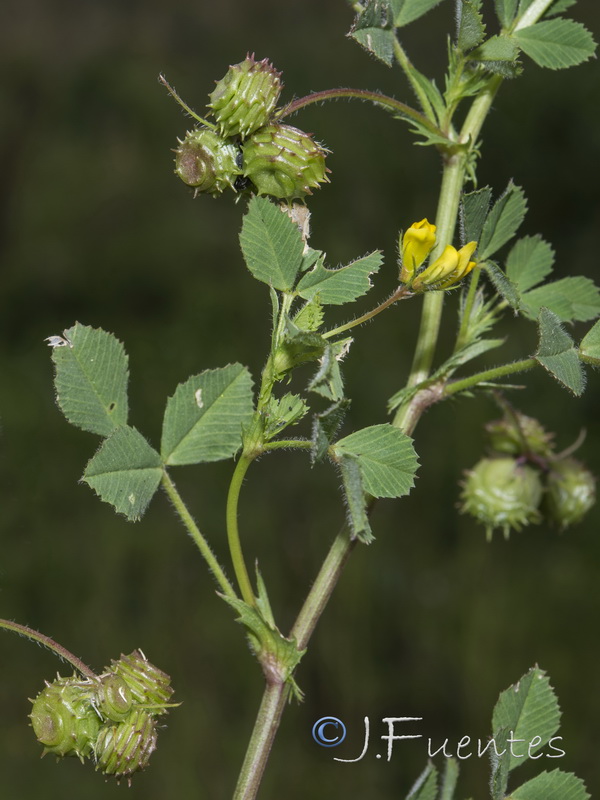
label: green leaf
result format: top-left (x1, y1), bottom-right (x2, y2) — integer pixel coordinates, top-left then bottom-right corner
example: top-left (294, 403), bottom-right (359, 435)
top-left (83, 426), bottom-right (162, 521)
top-left (535, 308), bottom-right (585, 395)
top-left (349, 1), bottom-right (395, 66)
top-left (521, 277), bottom-right (600, 323)
top-left (391, 0), bottom-right (446, 27)
top-left (161, 364), bottom-right (254, 465)
top-left (405, 762), bottom-right (438, 799)
top-left (490, 727), bottom-right (512, 800)
top-left (478, 182), bottom-right (527, 260)
top-left (275, 325), bottom-right (328, 377)
top-left (297, 251), bottom-right (383, 305)
top-left (49, 322), bottom-right (128, 437)
top-left (545, 0), bottom-right (577, 17)
top-left (458, 0), bottom-right (486, 52)
top-left (492, 666), bottom-right (561, 773)
top-left (332, 424), bottom-right (419, 498)
top-left (510, 770), bottom-right (590, 800)
top-left (440, 758), bottom-right (459, 800)
top-left (401, 63), bottom-right (446, 123)
top-left (469, 35), bottom-right (521, 69)
top-left (239, 196), bottom-right (304, 291)
top-left (263, 393), bottom-right (309, 440)
top-left (513, 19), bottom-right (596, 70)
top-left (579, 319), bottom-right (600, 365)
top-left (483, 261), bottom-right (521, 309)
top-left (505, 234), bottom-right (554, 292)
top-left (293, 298), bottom-right (324, 332)
top-left (461, 187), bottom-right (492, 244)
top-left (494, 0), bottom-right (518, 27)
top-left (308, 340), bottom-right (350, 402)
top-left (338, 453), bottom-right (373, 543)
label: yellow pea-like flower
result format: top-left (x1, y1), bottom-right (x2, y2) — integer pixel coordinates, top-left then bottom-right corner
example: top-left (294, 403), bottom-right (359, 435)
top-left (400, 218), bottom-right (437, 282)
top-left (412, 244), bottom-right (460, 290)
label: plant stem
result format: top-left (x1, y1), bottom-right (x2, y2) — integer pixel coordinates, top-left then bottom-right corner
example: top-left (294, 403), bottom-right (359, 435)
top-left (323, 285), bottom-right (411, 340)
top-left (0, 618), bottom-right (98, 680)
top-left (233, 682), bottom-right (290, 800)
top-left (226, 455), bottom-right (257, 607)
top-left (392, 39), bottom-right (435, 122)
top-left (444, 358), bottom-right (536, 397)
top-left (262, 439), bottom-right (312, 452)
top-left (161, 470), bottom-right (237, 601)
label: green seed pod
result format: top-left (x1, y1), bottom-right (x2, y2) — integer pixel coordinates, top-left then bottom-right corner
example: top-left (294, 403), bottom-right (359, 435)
top-left (174, 128), bottom-right (241, 195)
top-left (485, 413), bottom-right (554, 458)
top-left (30, 676), bottom-right (100, 760)
top-left (242, 123), bottom-right (330, 201)
top-left (460, 457), bottom-right (543, 541)
top-left (109, 650), bottom-right (173, 713)
top-left (545, 457), bottom-right (596, 529)
top-left (96, 673), bottom-right (134, 723)
top-left (208, 54), bottom-right (283, 139)
top-left (94, 709), bottom-right (157, 779)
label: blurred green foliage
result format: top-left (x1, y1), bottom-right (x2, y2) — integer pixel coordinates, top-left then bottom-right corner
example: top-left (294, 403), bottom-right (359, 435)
top-left (1, 1), bottom-right (599, 798)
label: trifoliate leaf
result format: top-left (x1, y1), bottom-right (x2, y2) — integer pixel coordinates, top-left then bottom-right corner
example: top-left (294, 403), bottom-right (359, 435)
top-left (458, 0), bottom-right (486, 52)
top-left (49, 322), bottom-right (128, 437)
top-left (263, 393), bottom-right (309, 440)
top-left (510, 769), bottom-right (590, 800)
top-left (579, 319), bottom-right (600, 365)
top-left (161, 364), bottom-right (254, 465)
top-left (461, 187), bottom-right (492, 245)
top-left (391, 0), bottom-right (446, 27)
top-left (521, 277), bottom-right (600, 323)
top-left (297, 251), bottom-right (383, 305)
top-left (513, 19), bottom-right (596, 70)
top-left (239, 196), bottom-right (304, 291)
top-left (478, 182), bottom-right (527, 260)
top-left (405, 762), bottom-right (438, 799)
top-left (332, 424), bottom-right (419, 498)
top-left (505, 234), bottom-right (554, 293)
top-left (349, 1), bottom-right (395, 66)
top-left (83, 426), bottom-right (162, 521)
top-left (535, 308), bottom-right (585, 395)
top-left (483, 261), bottom-right (521, 309)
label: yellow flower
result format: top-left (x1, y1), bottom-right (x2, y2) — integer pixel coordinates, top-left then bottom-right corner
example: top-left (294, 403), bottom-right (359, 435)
top-left (412, 240), bottom-right (478, 291)
top-left (437, 241), bottom-right (478, 289)
top-left (400, 219), bottom-right (437, 283)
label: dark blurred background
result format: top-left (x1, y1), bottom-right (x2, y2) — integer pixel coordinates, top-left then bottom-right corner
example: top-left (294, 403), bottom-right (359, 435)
top-left (1, 1), bottom-right (599, 798)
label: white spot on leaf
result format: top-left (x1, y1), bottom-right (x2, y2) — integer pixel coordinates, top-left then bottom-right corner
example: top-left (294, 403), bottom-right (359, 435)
top-left (128, 493), bottom-right (136, 505)
top-left (45, 334), bottom-right (73, 348)
top-left (195, 389), bottom-right (204, 408)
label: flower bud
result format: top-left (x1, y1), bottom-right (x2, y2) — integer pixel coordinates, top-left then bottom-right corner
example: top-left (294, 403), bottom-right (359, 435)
top-left (109, 650), bottom-right (173, 713)
top-left (175, 128), bottom-right (241, 196)
top-left (94, 709), bottom-right (157, 779)
top-left (209, 55), bottom-right (283, 139)
top-left (545, 458), bottom-right (596, 529)
top-left (400, 219), bottom-right (436, 283)
top-left (460, 457), bottom-right (543, 540)
top-left (242, 123), bottom-right (329, 201)
top-left (30, 676), bottom-right (100, 760)
top-left (485, 413), bottom-right (554, 458)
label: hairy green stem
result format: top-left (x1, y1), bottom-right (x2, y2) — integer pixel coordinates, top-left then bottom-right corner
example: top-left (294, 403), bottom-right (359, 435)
top-left (262, 439), bottom-right (312, 452)
top-left (323, 285), bottom-right (411, 340)
top-left (161, 470), bottom-right (237, 601)
top-left (444, 358), bottom-right (536, 397)
top-left (226, 455), bottom-right (257, 606)
top-left (0, 619), bottom-right (98, 680)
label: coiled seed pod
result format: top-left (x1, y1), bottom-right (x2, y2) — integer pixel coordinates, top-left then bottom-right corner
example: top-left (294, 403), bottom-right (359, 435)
top-left (109, 650), bottom-right (173, 713)
top-left (96, 674), bottom-right (134, 723)
top-left (485, 413), bottom-right (554, 458)
top-left (175, 128), bottom-right (241, 195)
top-left (209, 55), bottom-right (283, 139)
top-left (460, 457), bottom-right (543, 540)
top-left (30, 676), bottom-right (100, 759)
top-left (545, 457), bottom-right (596, 529)
top-left (242, 123), bottom-right (329, 201)
top-left (94, 708), bottom-right (157, 779)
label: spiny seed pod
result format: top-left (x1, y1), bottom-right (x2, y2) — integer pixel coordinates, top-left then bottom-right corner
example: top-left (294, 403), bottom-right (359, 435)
top-left (174, 128), bottom-right (241, 196)
top-left (545, 457), bottom-right (596, 529)
top-left (109, 650), bottom-right (173, 713)
top-left (485, 413), bottom-right (554, 458)
top-left (30, 676), bottom-right (100, 760)
top-left (208, 54), bottom-right (283, 139)
top-left (460, 457), bottom-right (543, 541)
top-left (94, 709), bottom-right (157, 779)
top-left (96, 674), bottom-right (134, 723)
top-left (242, 123), bottom-right (329, 201)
